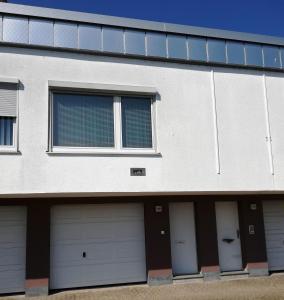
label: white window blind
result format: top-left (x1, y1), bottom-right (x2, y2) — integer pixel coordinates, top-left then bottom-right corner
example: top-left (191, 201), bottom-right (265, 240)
top-left (0, 83), bottom-right (17, 117)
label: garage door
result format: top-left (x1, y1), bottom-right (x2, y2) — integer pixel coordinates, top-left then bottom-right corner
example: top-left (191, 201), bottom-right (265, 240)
top-left (50, 203), bottom-right (146, 290)
top-left (263, 201), bottom-right (284, 271)
top-left (0, 206), bottom-right (26, 294)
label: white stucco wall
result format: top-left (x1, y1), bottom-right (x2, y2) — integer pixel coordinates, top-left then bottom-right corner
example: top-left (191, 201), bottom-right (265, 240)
top-left (0, 46), bottom-right (283, 197)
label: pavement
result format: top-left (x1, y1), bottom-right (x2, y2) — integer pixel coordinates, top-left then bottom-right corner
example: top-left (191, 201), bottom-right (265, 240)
top-left (4, 273), bottom-right (284, 300)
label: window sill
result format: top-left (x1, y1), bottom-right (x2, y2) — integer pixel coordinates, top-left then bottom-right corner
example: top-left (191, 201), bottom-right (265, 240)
top-left (0, 149), bottom-right (21, 155)
top-left (46, 149), bottom-right (161, 157)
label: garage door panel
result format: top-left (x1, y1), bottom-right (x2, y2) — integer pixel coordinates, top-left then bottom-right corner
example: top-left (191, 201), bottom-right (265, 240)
top-left (84, 261), bottom-right (146, 283)
top-left (52, 224), bottom-right (82, 242)
top-left (0, 207), bottom-right (26, 220)
top-left (113, 220), bottom-right (144, 239)
top-left (50, 204), bottom-right (146, 290)
top-left (51, 266), bottom-right (84, 289)
top-left (52, 206), bottom-right (82, 221)
top-left (84, 223), bottom-right (116, 240)
top-left (0, 227), bottom-right (26, 244)
top-left (0, 248), bottom-right (25, 266)
top-left (0, 207), bottom-right (26, 294)
top-left (51, 245), bottom-right (83, 264)
top-left (0, 271), bottom-right (25, 293)
top-left (264, 201), bottom-right (284, 271)
top-left (115, 241), bottom-right (146, 259)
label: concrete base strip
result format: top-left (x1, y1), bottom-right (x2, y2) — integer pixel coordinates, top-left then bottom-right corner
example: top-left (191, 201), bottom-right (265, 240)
top-left (246, 262), bottom-right (269, 277)
top-left (25, 278), bottom-right (49, 297)
top-left (148, 269), bottom-right (173, 286)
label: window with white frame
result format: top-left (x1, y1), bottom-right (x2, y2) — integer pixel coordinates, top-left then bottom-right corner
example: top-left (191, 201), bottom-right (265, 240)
top-left (0, 82), bottom-right (18, 152)
top-left (50, 91), bottom-right (156, 153)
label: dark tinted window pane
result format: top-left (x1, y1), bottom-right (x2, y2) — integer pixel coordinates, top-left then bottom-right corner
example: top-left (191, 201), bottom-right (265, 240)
top-left (263, 46), bottom-right (281, 69)
top-left (167, 34), bottom-right (187, 59)
top-left (146, 32), bottom-right (167, 57)
top-left (79, 24), bottom-right (102, 51)
top-left (53, 94), bottom-right (114, 147)
top-left (245, 44), bottom-right (263, 67)
top-left (207, 39), bottom-right (226, 63)
top-left (125, 30), bottom-right (145, 55)
top-left (281, 48), bottom-right (284, 69)
top-left (226, 41), bottom-right (245, 65)
top-left (54, 22), bottom-right (78, 49)
top-left (3, 16), bottom-right (28, 44)
top-left (103, 27), bottom-right (124, 53)
top-left (0, 16), bottom-right (2, 41)
top-left (0, 117), bottom-right (14, 146)
top-left (188, 37), bottom-right (207, 61)
top-left (29, 19), bottom-right (53, 46)
top-left (122, 98), bottom-right (152, 148)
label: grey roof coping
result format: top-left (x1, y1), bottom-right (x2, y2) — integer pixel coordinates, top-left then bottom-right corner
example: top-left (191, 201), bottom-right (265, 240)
top-left (1, 2), bottom-right (284, 47)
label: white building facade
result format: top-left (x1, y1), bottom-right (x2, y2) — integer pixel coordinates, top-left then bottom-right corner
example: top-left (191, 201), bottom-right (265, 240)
top-left (0, 2), bottom-right (284, 297)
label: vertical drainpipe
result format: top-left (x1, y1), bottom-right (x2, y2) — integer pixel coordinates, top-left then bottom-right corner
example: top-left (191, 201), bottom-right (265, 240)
top-left (262, 74), bottom-right (275, 176)
top-left (211, 69), bottom-right (221, 175)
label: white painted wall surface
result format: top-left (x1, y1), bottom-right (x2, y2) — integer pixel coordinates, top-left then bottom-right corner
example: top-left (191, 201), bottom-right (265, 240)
top-left (0, 46), bottom-right (283, 196)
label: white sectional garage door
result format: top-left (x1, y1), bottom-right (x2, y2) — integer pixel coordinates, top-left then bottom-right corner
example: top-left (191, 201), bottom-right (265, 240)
top-left (263, 201), bottom-right (284, 271)
top-left (50, 203), bottom-right (146, 290)
top-left (0, 206), bottom-right (26, 294)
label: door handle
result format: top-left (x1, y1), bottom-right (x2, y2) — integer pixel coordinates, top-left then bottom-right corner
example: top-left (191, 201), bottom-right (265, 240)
top-left (222, 238), bottom-right (234, 243)
top-left (175, 240), bottom-right (185, 244)
top-left (237, 229), bottom-right (240, 239)
top-left (82, 252), bottom-right (86, 258)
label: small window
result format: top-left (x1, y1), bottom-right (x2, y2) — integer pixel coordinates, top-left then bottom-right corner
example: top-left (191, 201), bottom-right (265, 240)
top-left (122, 97), bottom-right (152, 148)
top-left (0, 117), bottom-right (15, 146)
top-left (0, 82), bottom-right (18, 152)
top-left (50, 92), bottom-right (155, 154)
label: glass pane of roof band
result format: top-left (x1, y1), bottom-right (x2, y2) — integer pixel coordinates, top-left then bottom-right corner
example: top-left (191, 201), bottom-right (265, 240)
top-left (167, 34), bottom-right (188, 60)
top-left (245, 43), bottom-right (263, 67)
top-left (3, 16), bottom-right (29, 44)
top-left (0, 16), bottom-right (3, 41)
top-left (281, 49), bottom-right (284, 69)
top-left (102, 27), bottom-right (124, 53)
top-left (263, 46), bottom-right (281, 69)
top-left (79, 24), bottom-right (102, 51)
top-left (207, 39), bottom-right (226, 63)
top-left (146, 32), bottom-right (167, 58)
top-left (29, 18), bottom-right (53, 46)
top-left (188, 37), bottom-right (207, 61)
top-left (54, 21), bottom-right (78, 49)
top-left (125, 29), bottom-right (146, 55)
top-left (226, 41), bottom-right (245, 65)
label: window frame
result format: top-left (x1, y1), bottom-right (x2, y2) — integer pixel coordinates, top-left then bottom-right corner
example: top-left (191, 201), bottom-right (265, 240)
top-left (0, 84), bottom-right (19, 154)
top-left (48, 89), bottom-right (157, 155)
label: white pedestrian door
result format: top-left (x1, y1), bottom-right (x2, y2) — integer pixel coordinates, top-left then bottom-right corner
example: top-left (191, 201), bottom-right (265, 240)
top-left (170, 202), bottom-right (198, 275)
top-left (50, 204), bottom-right (146, 290)
top-left (0, 207), bottom-right (26, 294)
top-left (263, 201), bottom-right (284, 271)
top-left (216, 202), bottom-right (242, 272)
